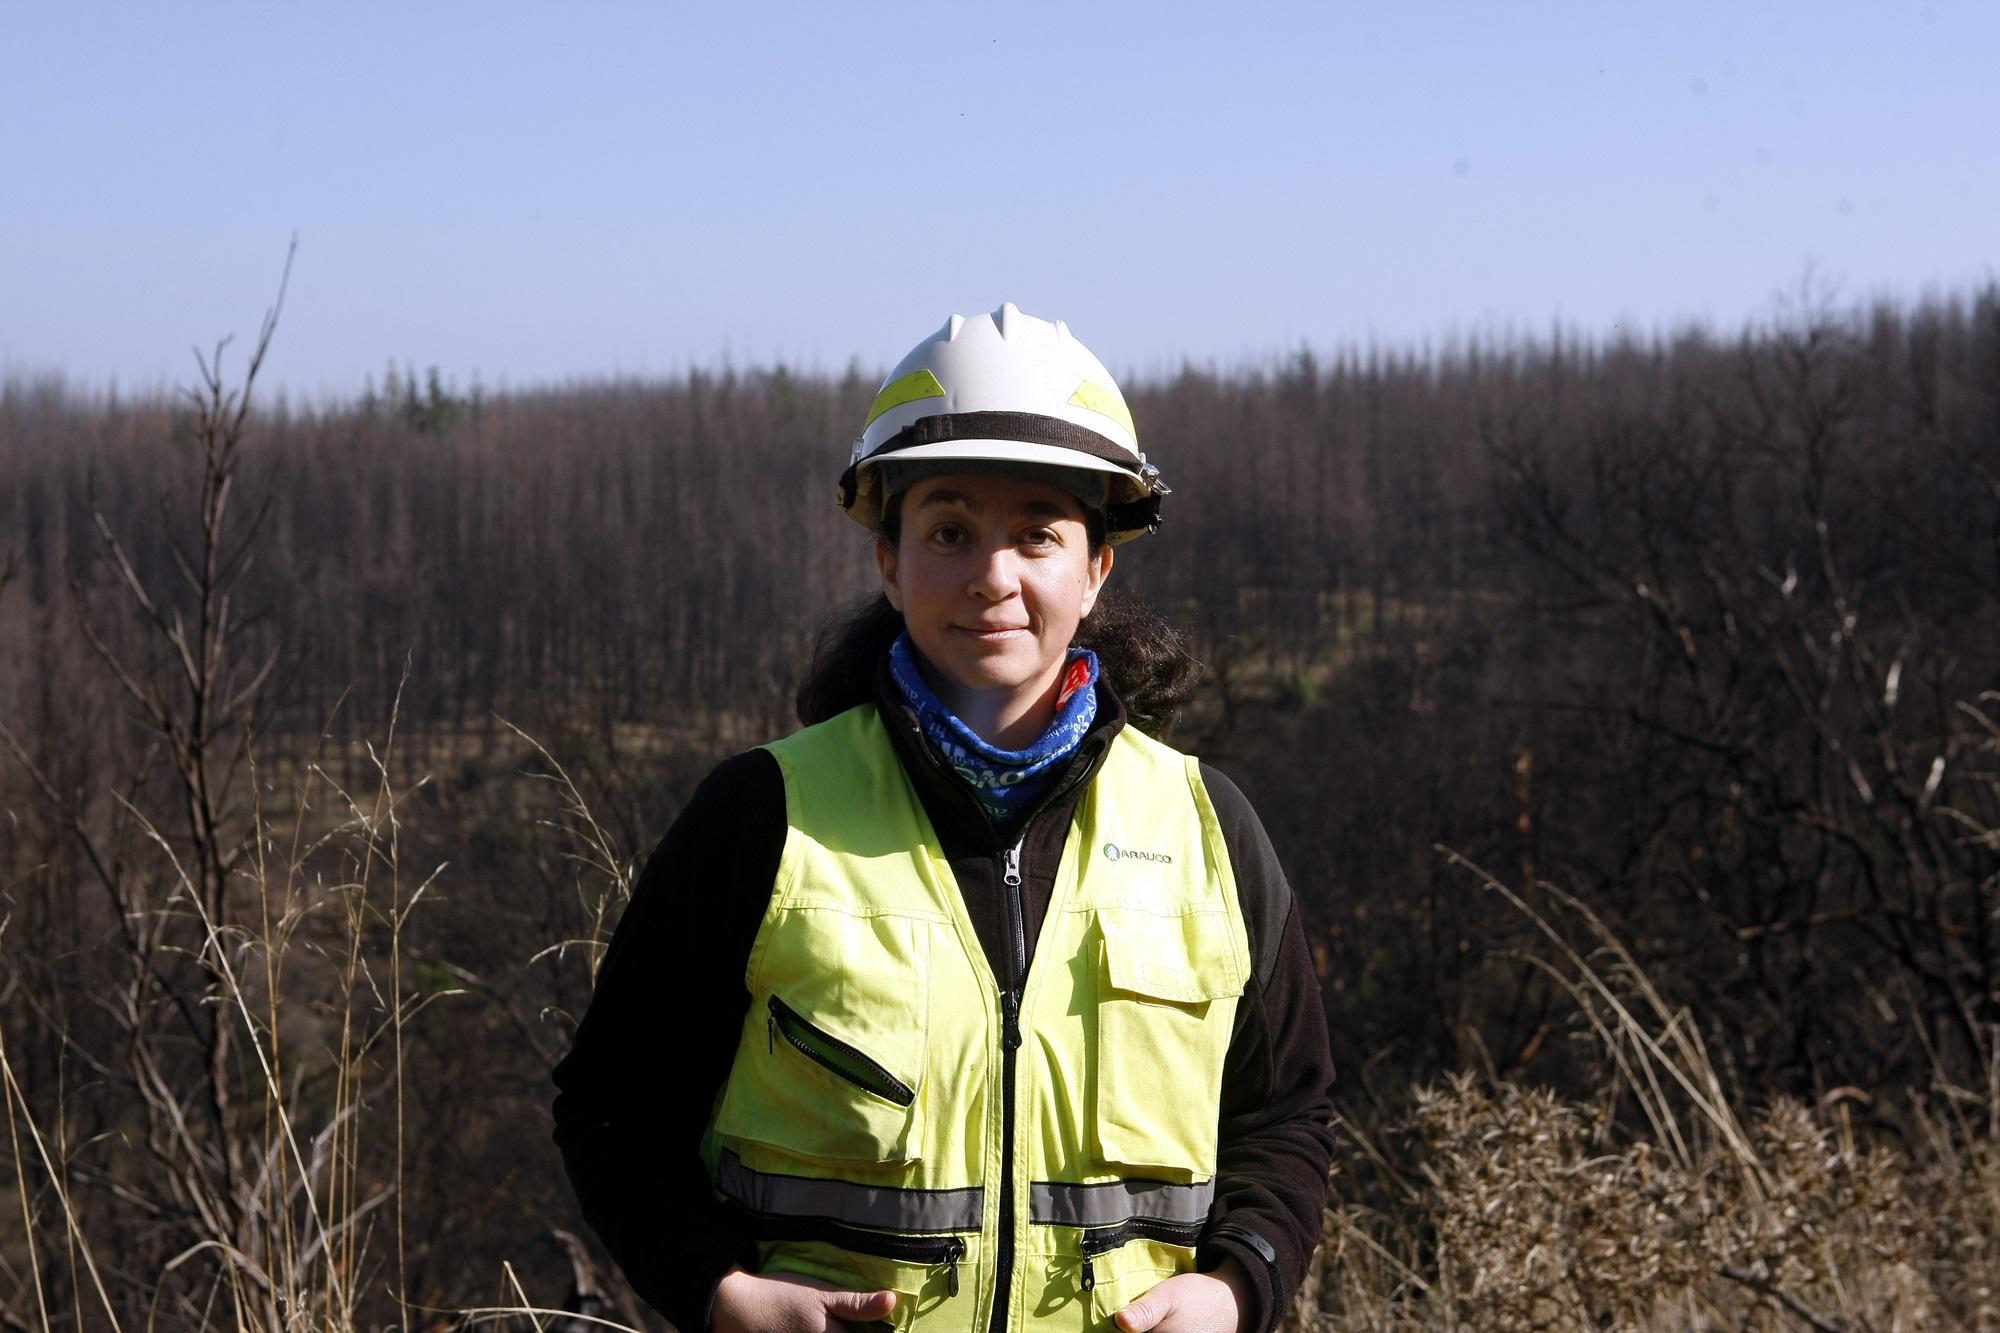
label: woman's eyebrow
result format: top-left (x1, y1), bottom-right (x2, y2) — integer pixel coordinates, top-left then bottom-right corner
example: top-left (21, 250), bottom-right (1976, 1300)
top-left (913, 491), bottom-right (1074, 521)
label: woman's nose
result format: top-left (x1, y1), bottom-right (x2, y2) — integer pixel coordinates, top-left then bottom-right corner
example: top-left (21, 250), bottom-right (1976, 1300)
top-left (967, 545), bottom-right (1021, 600)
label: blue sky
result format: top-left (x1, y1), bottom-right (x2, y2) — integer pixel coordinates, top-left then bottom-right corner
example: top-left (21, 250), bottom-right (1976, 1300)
top-left (2, 1), bottom-right (1993, 398)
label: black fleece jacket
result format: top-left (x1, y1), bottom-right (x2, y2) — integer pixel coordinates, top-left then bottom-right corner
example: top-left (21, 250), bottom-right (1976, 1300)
top-left (551, 670), bottom-right (1336, 1333)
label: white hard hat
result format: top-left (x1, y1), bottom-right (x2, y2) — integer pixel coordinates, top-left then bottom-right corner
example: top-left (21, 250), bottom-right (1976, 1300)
top-left (839, 302), bottom-right (1167, 544)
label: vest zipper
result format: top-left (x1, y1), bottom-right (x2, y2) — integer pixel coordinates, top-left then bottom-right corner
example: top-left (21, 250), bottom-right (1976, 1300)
top-left (1076, 1219), bottom-right (1207, 1294)
top-left (892, 697), bottom-right (1106, 1330)
top-left (989, 835), bottom-right (1027, 1333)
top-left (766, 995), bottom-right (917, 1108)
top-left (746, 1213), bottom-right (966, 1296)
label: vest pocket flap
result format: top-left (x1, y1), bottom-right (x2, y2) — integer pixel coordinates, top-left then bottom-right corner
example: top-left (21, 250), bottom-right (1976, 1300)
top-left (1091, 909), bottom-right (1243, 1178)
top-left (1097, 909), bottom-right (1243, 1004)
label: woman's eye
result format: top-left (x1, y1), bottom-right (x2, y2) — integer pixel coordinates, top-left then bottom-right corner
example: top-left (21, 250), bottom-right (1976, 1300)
top-left (1022, 528), bottom-right (1058, 548)
top-left (930, 523), bottom-right (967, 547)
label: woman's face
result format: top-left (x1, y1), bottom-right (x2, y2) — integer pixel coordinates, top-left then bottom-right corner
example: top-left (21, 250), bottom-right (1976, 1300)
top-left (876, 471), bottom-right (1113, 717)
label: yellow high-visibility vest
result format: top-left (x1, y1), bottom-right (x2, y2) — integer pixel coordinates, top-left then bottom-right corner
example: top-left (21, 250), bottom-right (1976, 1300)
top-left (703, 704), bottom-right (1251, 1333)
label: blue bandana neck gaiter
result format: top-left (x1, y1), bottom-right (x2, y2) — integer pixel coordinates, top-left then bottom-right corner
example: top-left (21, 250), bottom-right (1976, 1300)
top-left (888, 632), bottom-right (1100, 833)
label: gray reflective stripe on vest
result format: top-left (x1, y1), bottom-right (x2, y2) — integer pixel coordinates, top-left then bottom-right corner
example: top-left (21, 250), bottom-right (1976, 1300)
top-left (1028, 1178), bottom-right (1216, 1228)
top-left (716, 1150), bottom-right (983, 1234)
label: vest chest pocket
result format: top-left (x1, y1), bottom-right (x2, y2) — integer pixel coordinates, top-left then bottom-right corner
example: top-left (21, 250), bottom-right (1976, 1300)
top-left (716, 905), bottom-right (932, 1165)
top-left (1090, 908), bottom-right (1243, 1181)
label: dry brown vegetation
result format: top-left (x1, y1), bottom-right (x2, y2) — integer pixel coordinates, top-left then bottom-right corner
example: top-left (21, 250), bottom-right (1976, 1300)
top-left (1303, 870), bottom-right (2000, 1331)
top-left (2, 282), bottom-right (1997, 1329)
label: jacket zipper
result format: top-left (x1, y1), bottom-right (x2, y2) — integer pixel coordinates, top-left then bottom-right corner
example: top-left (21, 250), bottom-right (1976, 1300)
top-left (1077, 1219), bottom-right (1206, 1293)
top-left (1002, 840), bottom-right (1028, 986)
top-left (767, 995), bottom-right (916, 1108)
top-left (748, 1212), bottom-right (966, 1296)
top-left (988, 835), bottom-right (1027, 1333)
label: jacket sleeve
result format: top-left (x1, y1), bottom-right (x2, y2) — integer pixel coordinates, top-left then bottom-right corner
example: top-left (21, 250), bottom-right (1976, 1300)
top-left (1194, 764), bottom-right (1337, 1333)
top-left (550, 749), bottom-right (786, 1331)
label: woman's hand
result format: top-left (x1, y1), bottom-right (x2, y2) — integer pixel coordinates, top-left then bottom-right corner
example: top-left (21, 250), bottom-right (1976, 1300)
top-left (1113, 1256), bottom-right (1252, 1333)
top-left (712, 1269), bottom-right (897, 1333)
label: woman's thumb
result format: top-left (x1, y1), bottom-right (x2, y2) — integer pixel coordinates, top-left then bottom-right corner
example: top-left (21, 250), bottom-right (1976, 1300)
top-left (820, 1287), bottom-right (897, 1322)
top-left (1114, 1291), bottom-right (1169, 1333)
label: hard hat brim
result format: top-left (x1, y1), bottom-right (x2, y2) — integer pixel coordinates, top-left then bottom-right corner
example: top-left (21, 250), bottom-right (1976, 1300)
top-left (839, 439), bottom-right (1158, 544)
top-left (860, 438), bottom-right (1143, 480)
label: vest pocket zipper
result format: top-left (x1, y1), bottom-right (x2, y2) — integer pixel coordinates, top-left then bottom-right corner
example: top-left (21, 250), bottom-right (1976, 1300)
top-left (1076, 1218), bottom-right (1205, 1293)
top-left (750, 1215), bottom-right (966, 1297)
top-left (767, 995), bottom-right (917, 1108)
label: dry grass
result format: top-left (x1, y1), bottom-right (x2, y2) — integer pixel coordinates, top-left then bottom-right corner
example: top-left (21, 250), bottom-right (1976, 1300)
top-left (1295, 856), bottom-right (2000, 1333)
top-left (0, 698), bottom-right (644, 1331)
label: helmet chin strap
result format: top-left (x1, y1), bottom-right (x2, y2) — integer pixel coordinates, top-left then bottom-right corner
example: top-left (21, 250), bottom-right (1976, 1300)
top-left (1104, 490), bottom-right (1166, 538)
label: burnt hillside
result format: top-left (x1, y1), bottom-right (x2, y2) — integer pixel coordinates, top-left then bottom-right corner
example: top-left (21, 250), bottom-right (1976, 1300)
top-left (2, 290), bottom-right (1996, 1325)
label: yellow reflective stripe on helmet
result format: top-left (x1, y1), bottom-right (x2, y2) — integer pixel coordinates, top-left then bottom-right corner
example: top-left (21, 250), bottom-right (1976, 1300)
top-left (863, 368), bottom-right (947, 428)
top-left (1066, 380), bottom-right (1136, 441)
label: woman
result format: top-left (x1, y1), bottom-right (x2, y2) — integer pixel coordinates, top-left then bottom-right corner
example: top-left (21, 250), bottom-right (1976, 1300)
top-left (552, 304), bottom-right (1335, 1333)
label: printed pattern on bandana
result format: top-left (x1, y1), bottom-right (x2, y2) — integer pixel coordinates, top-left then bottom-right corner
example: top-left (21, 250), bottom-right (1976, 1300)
top-left (888, 633), bottom-right (1100, 831)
